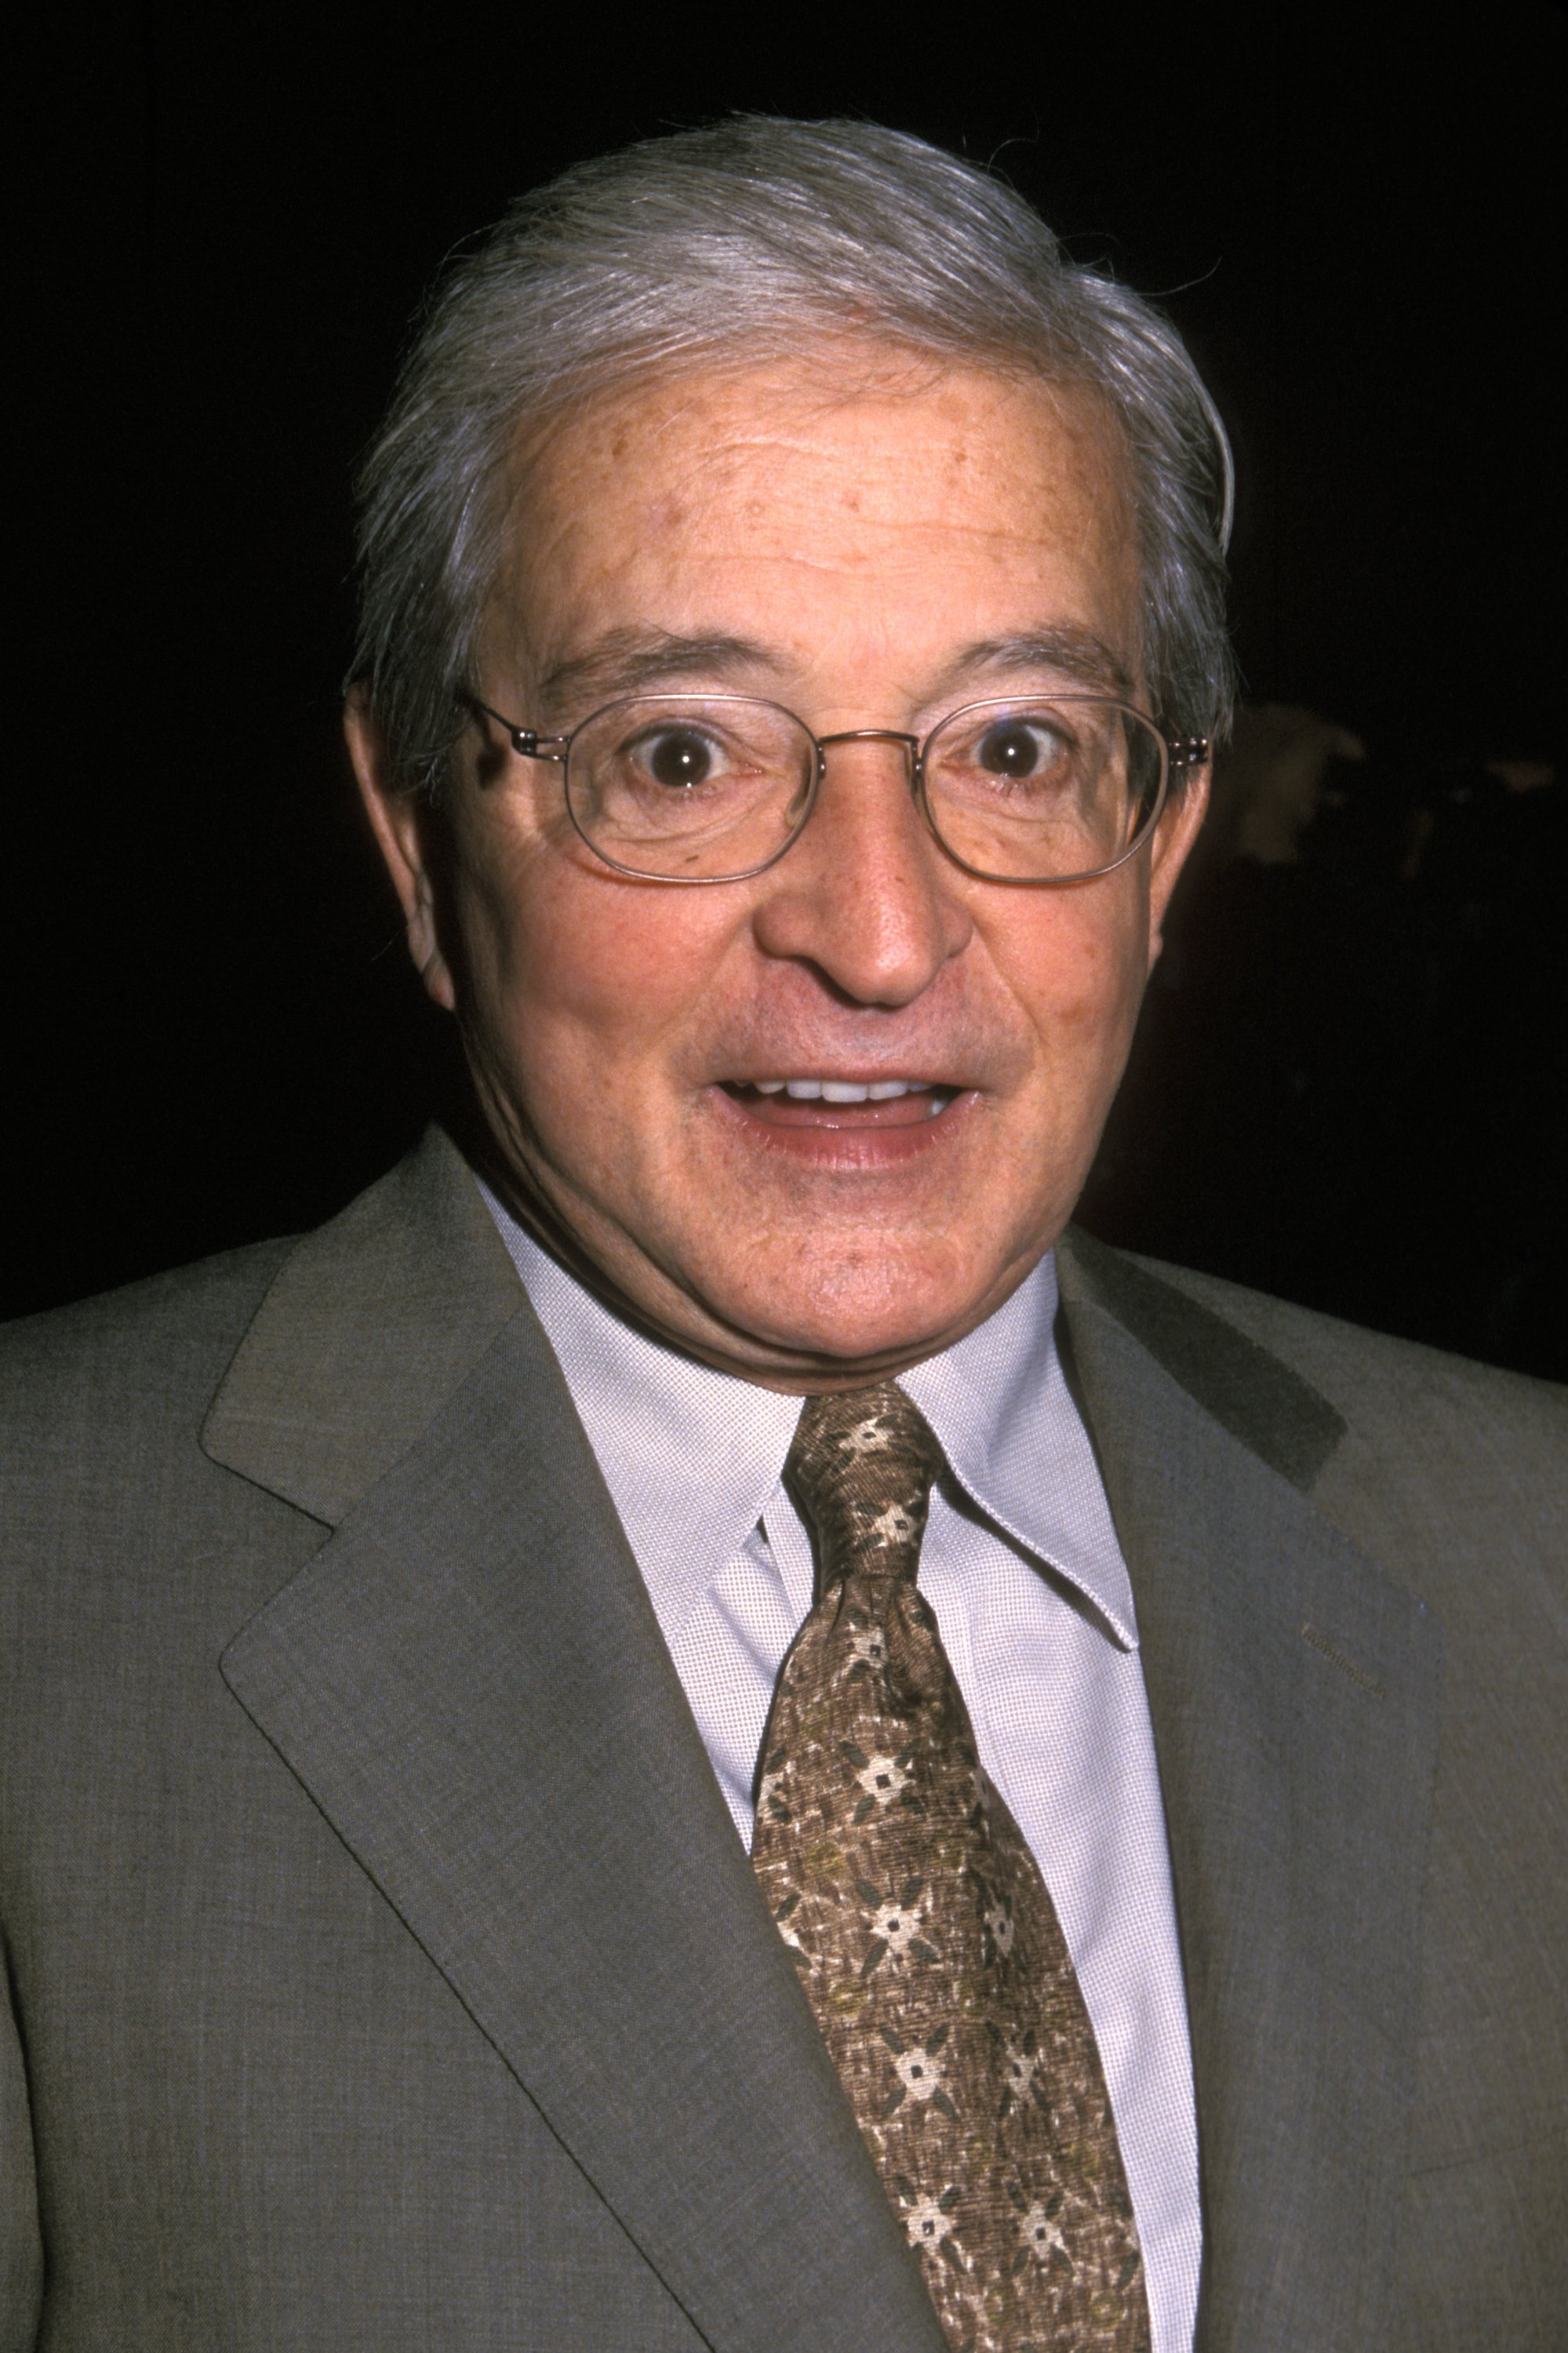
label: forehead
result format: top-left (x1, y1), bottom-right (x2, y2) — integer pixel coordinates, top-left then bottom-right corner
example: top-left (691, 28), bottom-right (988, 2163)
top-left (496, 346), bottom-right (1141, 693)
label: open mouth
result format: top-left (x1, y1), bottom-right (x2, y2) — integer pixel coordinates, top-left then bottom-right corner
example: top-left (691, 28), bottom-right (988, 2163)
top-left (721, 1078), bottom-right (962, 1126)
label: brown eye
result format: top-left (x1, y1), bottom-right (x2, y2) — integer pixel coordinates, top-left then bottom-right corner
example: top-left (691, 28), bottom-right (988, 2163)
top-left (644, 729), bottom-right (715, 788)
top-left (976, 721), bottom-right (1053, 777)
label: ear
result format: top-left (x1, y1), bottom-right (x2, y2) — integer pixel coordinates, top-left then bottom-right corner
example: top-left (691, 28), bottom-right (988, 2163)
top-left (1145, 762), bottom-right (1210, 967)
top-left (344, 683), bottom-right (457, 1013)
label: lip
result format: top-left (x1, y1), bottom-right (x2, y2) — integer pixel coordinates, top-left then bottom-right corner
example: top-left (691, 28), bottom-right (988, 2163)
top-left (709, 1078), bottom-right (975, 1166)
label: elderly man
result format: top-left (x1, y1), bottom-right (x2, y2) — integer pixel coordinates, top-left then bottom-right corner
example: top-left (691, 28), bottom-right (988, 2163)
top-left (2, 118), bottom-right (1563, 2353)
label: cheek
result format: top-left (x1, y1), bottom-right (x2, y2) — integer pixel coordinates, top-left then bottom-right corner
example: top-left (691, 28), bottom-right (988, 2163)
top-left (447, 827), bottom-right (729, 1091)
top-left (999, 886), bottom-right (1151, 1094)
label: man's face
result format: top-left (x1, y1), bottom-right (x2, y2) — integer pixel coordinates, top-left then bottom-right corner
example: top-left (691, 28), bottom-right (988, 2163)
top-left (355, 349), bottom-right (1207, 1387)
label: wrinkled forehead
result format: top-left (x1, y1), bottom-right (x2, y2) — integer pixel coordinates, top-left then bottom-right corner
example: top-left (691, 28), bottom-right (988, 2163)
top-left (484, 344), bottom-right (1143, 693)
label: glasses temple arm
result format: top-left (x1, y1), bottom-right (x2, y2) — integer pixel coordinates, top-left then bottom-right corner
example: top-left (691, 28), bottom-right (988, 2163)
top-left (460, 691), bottom-right (568, 761)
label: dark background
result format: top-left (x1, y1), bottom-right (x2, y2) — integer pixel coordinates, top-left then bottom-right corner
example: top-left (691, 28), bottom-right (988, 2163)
top-left (12, 5), bottom-right (1566, 1373)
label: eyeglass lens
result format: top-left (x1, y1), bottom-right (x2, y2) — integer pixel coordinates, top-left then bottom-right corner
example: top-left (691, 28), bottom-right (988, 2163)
top-left (558, 695), bottom-right (1165, 882)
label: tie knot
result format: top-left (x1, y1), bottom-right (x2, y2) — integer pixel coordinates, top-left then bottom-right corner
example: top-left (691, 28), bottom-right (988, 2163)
top-left (785, 1382), bottom-right (944, 1590)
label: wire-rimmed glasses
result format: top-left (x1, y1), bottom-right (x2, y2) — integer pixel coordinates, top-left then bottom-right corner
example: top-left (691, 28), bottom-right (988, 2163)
top-left (464, 690), bottom-right (1209, 885)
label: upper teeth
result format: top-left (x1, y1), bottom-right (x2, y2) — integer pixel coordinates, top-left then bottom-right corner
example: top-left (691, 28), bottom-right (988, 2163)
top-left (754, 1078), bottom-right (932, 1101)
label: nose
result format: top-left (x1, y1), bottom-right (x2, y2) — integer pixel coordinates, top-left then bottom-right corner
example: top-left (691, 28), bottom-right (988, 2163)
top-left (748, 733), bottom-right (973, 1006)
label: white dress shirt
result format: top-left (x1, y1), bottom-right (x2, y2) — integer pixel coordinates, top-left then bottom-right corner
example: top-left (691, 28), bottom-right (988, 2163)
top-left (482, 1184), bottom-right (1202, 2353)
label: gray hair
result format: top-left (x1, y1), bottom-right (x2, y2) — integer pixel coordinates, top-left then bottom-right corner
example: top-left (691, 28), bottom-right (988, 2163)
top-left (351, 116), bottom-right (1236, 797)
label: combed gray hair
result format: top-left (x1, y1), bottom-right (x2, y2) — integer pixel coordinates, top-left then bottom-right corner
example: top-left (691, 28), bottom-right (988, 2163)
top-left (351, 116), bottom-right (1236, 796)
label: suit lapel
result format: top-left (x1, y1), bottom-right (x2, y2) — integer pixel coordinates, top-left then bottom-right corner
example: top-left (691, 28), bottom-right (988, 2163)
top-left (208, 1132), bottom-right (943, 2353)
top-left (1059, 1235), bottom-right (1443, 2353)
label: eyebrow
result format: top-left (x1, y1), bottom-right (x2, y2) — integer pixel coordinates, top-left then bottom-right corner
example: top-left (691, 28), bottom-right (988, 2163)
top-left (529, 620), bottom-right (1137, 721)
top-left (532, 629), bottom-right (784, 718)
top-left (933, 627), bottom-right (1138, 704)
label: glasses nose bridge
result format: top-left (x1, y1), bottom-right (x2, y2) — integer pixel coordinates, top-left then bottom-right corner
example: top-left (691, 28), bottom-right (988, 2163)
top-left (814, 725), bottom-right (922, 769)
top-left (792, 725), bottom-right (932, 867)
top-left (810, 726), bottom-right (925, 810)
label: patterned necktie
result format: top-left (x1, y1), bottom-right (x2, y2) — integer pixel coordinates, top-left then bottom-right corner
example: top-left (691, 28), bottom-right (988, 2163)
top-left (751, 1383), bottom-right (1150, 2353)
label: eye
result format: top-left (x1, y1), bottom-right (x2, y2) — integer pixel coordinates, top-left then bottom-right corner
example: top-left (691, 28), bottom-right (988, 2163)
top-left (638, 727), bottom-right (719, 789)
top-left (973, 718), bottom-right (1064, 778)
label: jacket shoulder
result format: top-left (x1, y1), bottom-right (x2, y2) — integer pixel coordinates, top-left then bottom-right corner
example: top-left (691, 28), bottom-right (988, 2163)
top-left (1111, 1245), bottom-right (1566, 1473)
top-left (1062, 1227), bottom-right (1566, 1616)
top-left (0, 1238), bottom-right (298, 1468)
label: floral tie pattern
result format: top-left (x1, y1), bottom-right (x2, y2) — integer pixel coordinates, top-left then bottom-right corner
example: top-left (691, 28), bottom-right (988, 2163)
top-left (751, 1383), bottom-right (1150, 2353)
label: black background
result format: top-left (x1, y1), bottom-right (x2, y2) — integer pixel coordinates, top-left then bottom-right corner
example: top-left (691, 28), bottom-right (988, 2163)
top-left (12, 5), bottom-right (1566, 1371)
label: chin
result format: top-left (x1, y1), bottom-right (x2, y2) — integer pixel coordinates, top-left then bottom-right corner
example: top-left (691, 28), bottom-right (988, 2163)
top-left (709, 1240), bottom-right (999, 1368)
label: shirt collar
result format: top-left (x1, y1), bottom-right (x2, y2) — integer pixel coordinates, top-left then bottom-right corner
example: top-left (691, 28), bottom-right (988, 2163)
top-left (478, 1179), bottom-right (1137, 1651)
top-left (899, 1263), bottom-right (1138, 1649)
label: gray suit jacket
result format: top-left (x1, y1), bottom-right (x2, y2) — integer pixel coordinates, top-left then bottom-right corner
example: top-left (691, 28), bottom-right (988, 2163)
top-left (2, 1129), bottom-right (1564, 2351)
